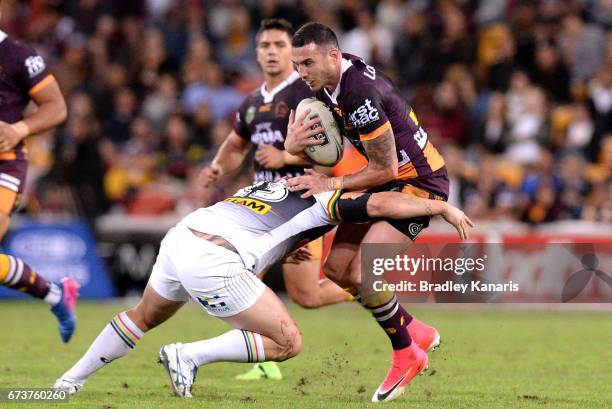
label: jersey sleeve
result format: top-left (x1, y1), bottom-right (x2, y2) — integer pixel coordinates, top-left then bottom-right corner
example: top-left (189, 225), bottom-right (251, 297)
top-left (345, 85), bottom-right (391, 142)
top-left (313, 190), bottom-right (342, 223)
top-left (233, 99), bottom-right (252, 140)
top-left (16, 43), bottom-right (52, 97)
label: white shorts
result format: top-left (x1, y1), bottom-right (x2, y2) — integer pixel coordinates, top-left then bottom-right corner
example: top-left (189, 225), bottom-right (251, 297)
top-left (148, 224), bottom-right (266, 317)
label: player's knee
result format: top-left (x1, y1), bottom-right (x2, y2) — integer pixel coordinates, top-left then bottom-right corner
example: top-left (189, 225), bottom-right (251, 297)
top-left (291, 331), bottom-right (303, 357)
top-left (286, 289), bottom-right (321, 309)
top-left (283, 330), bottom-right (303, 360)
top-left (294, 297), bottom-right (322, 309)
top-left (275, 324), bottom-right (303, 360)
top-left (323, 261), bottom-right (360, 290)
top-left (322, 260), bottom-right (346, 286)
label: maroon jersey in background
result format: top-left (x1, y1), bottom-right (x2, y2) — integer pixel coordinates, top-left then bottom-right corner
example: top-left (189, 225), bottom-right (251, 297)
top-left (234, 71), bottom-right (315, 182)
top-left (0, 30), bottom-right (52, 161)
top-left (0, 30), bottom-right (53, 213)
top-left (317, 53), bottom-right (449, 199)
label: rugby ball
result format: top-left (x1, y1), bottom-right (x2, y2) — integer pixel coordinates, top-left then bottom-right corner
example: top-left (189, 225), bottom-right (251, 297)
top-left (295, 98), bottom-right (343, 166)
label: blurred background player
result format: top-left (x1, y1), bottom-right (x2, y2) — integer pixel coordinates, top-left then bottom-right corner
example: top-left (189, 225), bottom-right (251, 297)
top-left (285, 23), bottom-right (448, 402)
top-left (197, 18), bottom-right (350, 381)
top-left (0, 2), bottom-right (77, 342)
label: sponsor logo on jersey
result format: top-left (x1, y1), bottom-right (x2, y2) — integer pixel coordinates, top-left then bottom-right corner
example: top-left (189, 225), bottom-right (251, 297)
top-left (254, 170), bottom-right (302, 182)
top-left (225, 197), bottom-right (272, 215)
top-left (245, 106), bottom-right (256, 124)
top-left (251, 122), bottom-right (284, 144)
top-left (234, 181), bottom-right (289, 202)
top-left (398, 149), bottom-right (411, 167)
top-left (408, 222), bottom-right (423, 237)
top-left (348, 99), bottom-right (379, 128)
top-left (197, 295), bottom-right (230, 313)
top-left (24, 55), bottom-right (46, 78)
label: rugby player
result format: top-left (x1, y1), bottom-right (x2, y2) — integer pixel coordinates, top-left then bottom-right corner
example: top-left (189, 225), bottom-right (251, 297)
top-left (53, 179), bottom-right (473, 397)
top-left (198, 18), bottom-right (348, 380)
top-left (0, 8), bottom-right (78, 343)
top-left (284, 23), bottom-right (450, 402)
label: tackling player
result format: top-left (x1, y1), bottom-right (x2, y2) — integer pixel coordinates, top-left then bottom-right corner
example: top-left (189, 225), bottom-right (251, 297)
top-left (198, 19), bottom-right (348, 380)
top-left (284, 23), bottom-right (449, 402)
top-left (0, 9), bottom-right (78, 342)
top-left (53, 180), bottom-right (473, 398)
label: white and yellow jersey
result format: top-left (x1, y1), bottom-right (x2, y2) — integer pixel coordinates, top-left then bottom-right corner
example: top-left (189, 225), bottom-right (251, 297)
top-left (179, 181), bottom-right (342, 274)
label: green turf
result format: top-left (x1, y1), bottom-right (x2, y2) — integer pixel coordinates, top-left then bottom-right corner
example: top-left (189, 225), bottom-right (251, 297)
top-left (0, 300), bottom-right (611, 409)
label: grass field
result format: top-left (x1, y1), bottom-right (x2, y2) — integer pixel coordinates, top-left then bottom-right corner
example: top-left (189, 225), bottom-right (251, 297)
top-left (1, 300), bottom-right (611, 409)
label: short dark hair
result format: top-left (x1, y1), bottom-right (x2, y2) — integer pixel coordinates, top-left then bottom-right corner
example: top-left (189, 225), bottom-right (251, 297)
top-left (292, 22), bottom-right (339, 49)
top-left (256, 18), bottom-right (294, 41)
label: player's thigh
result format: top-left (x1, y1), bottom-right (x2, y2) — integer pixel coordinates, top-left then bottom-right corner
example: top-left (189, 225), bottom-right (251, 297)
top-left (0, 213), bottom-right (10, 240)
top-left (323, 222), bottom-right (371, 284)
top-left (134, 227), bottom-right (192, 330)
top-left (147, 227), bottom-right (192, 304)
top-left (222, 286), bottom-right (300, 347)
top-left (348, 220), bottom-right (412, 281)
top-left (0, 160), bottom-right (26, 239)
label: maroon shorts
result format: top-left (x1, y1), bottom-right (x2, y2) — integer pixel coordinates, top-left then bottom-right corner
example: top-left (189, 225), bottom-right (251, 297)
top-left (0, 159), bottom-right (27, 215)
top-left (366, 182), bottom-right (447, 241)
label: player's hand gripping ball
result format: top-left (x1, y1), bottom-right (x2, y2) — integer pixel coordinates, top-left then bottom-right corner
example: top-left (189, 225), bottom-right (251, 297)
top-left (295, 98), bottom-right (343, 166)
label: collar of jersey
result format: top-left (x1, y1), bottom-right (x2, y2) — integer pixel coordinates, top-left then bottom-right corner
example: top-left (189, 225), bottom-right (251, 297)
top-left (324, 58), bottom-right (353, 105)
top-left (260, 71), bottom-right (300, 103)
top-left (0, 30), bottom-right (7, 44)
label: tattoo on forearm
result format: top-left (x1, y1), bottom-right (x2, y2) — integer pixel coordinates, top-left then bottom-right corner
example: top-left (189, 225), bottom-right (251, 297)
top-left (424, 201), bottom-right (433, 216)
top-left (362, 131), bottom-right (396, 169)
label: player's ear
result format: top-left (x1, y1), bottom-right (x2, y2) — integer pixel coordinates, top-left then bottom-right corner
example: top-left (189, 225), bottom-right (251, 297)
top-left (327, 47), bottom-right (341, 69)
top-left (328, 47), bottom-right (340, 60)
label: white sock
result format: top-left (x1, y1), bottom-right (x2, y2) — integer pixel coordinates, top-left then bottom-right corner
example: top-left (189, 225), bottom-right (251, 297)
top-left (181, 329), bottom-right (265, 367)
top-left (44, 282), bottom-right (62, 305)
top-left (61, 312), bottom-right (144, 383)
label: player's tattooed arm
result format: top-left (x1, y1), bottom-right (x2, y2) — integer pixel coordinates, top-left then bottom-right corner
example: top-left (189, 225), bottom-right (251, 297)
top-left (424, 201), bottom-right (433, 216)
top-left (335, 191), bottom-right (475, 240)
top-left (341, 129), bottom-right (398, 191)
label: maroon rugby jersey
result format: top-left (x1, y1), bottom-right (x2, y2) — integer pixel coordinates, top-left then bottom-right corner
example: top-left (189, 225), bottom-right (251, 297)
top-left (317, 54), bottom-right (449, 198)
top-left (0, 31), bottom-right (52, 161)
top-left (234, 71), bottom-right (315, 182)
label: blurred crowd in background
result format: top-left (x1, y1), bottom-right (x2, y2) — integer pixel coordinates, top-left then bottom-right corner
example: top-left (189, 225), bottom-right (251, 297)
top-left (2, 0), bottom-right (611, 227)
